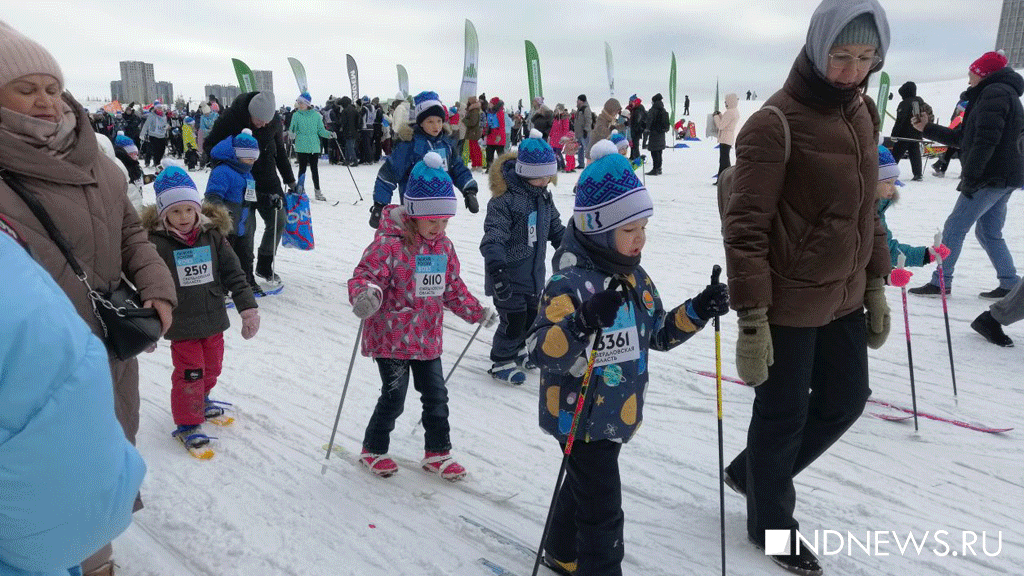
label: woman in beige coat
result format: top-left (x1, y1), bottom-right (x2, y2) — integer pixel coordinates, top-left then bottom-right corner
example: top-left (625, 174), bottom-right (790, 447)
top-left (713, 92), bottom-right (740, 175)
top-left (0, 21), bottom-right (176, 576)
top-left (586, 97), bottom-right (622, 158)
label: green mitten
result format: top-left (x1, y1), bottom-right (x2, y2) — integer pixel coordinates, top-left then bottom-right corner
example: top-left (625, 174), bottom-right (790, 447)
top-left (865, 277), bottom-right (890, 349)
top-left (736, 307), bottom-right (773, 386)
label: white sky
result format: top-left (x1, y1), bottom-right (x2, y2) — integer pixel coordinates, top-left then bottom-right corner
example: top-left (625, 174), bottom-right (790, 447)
top-left (2, 0), bottom-right (1008, 111)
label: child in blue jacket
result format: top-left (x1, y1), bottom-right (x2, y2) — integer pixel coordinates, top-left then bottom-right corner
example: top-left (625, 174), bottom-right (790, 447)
top-left (370, 91), bottom-right (479, 228)
top-left (527, 140), bottom-right (730, 576)
top-left (205, 129), bottom-right (262, 292)
top-left (480, 130), bottom-right (565, 384)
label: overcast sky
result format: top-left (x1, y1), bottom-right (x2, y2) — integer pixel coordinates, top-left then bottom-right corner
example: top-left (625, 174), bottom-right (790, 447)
top-left (1, 0), bottom-right (1008, 110)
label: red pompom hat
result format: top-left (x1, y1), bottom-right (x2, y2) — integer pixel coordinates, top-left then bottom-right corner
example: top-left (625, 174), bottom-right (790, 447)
top-left (970, 51), bottom-right (1008, 78)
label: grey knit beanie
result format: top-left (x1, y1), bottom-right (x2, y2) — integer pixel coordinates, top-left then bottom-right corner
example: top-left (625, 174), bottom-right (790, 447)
top-left (248, 91), bottom-right (276, 123)
top-left (0, 20), bottom-right (64, 89)
top-left (832, 13), bottom-right (880, 49)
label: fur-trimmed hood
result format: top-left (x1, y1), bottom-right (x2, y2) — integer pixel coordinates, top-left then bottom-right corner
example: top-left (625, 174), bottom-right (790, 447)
top-left (488, 151), bottom-right (556, 197)
top-left (396, 120), bottom-right (453, 142)
top-left (141, 202), bottom-right (234, 236)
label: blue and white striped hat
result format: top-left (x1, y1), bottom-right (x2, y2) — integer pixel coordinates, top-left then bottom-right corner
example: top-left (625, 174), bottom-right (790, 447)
top-left (114, 131), bottom-right (137, 156)
top-left (154, 161), bottom-right (202, 217)
top-left (233, 128), bottom-right (260, 160)
top-left (516, 129), bottom-right (557, 178)
top-left (405, 152), bottom-right (456, 219)
top-left (574, 144), bottom-right (652, 234)
top-left (414, 90), bottom-right (445, 124)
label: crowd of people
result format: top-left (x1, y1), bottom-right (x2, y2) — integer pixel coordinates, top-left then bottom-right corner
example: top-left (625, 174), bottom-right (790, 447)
top-left (2, 0), bottom-right (1023, 573)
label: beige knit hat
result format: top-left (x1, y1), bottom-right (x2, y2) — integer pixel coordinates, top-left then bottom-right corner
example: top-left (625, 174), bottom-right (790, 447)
top-left (0, 20), bottom-right (64, 89)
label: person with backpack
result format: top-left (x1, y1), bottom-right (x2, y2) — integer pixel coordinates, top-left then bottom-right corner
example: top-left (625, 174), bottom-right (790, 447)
top-left (720, 2), bottom-right (893, 574)
top-left (889, 81), bottom-right (932, 181)
top-left (645, 93), bottom-right (670, 176)
top-left (627, 95), bottom-right (646, 162)
top-left (908, 50), bottom-right (1024, 299)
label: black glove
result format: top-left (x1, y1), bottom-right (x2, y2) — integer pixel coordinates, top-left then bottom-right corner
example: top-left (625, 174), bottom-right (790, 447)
top-left (574, 289), bottom-right (624, 333)
top-left (463, 189), bottom-right (479, 213)
top-left (691, 281), bottom-right (730, 321)
top-left (270, 194), bottom-right (284, 210)
top-left (491, 268), bottom-right (512, 301)
top-left (369, 201), bottom-right (386, 229)
top-left (286, 182), bottom-right (298, 194)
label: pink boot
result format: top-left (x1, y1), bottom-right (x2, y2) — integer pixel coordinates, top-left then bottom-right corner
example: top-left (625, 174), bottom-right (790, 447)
top-left (421, 451), bottom-right (466, 481)
top-left (360, 450), bottom-right (398, 478)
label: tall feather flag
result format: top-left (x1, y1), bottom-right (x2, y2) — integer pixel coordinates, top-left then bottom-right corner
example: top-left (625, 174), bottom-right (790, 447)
top-left (397, 65), bottom-right (409, 99)
top-left (232, 58), bottom-right (256, 93)
top-left (669, 52), bottom-right (677, 125)
top-left (460, 19), bottom-right (479, 104)
top-left (605, 42), bottom-right (614, 96)
top-left (346, 54), bottom-right (359, 100)
top-left (525, 40), bottom-right (543, 102)
top-left (288, 57), bottom-right (308, 93)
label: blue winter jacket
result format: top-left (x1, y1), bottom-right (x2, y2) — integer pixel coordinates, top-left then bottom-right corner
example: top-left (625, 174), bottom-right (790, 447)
top-left (527, 223), bottom-right (707, 443)
top-left (373, 126), bottom-right (477, 204)
top-left (480, 154), bottom-right (565, 297)
top-left (205, 137), bottom-right (255, 236)
top-left (0, 232), bottom-right (146, 576)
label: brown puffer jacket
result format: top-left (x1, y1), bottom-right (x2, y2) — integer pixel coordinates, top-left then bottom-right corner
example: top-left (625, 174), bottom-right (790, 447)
top-left (587, 98), bottom-right (623, 158)
top-left (0, 93), bottom-right (177, 339)
top-left (464, 98), bottom-right (483, 141)
top-left (723, 52), bottom-right (891, 328)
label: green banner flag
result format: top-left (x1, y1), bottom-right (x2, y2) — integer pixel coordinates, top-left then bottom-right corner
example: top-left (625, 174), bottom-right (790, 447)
top-left (287, 57), bottom-right (307, 93)
top-left (715, 79), bottom-right (720, 113)
top-left (605, 42), bottom-right (614, 96)
top-left (877, 71), bottom-right (891, 132)
top-left (669, 52), bottom-right (677, 125)
top-left (397, 65), bottom-right (409, 99)
top-left (232, 58), bottom-right (256, 93)
top-left (525, 40), bottom-right (543, 102)
top-left (460, 19), bottom-right (479, 103)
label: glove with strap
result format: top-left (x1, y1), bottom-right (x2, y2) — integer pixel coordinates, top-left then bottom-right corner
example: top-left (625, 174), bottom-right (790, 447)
top-left (736, 307), bottom-right (772, 386)
top-left (690, 281), bottom-right (730, 321)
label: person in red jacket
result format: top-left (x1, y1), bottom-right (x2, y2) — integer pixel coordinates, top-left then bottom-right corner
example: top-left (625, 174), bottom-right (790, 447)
top-left (484, 97), bottom-right (506, 167)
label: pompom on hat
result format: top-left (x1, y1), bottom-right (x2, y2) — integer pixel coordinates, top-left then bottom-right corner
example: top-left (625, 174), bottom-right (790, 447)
top-left (588, 138), bottom-right (620, 162)
top-left (114, 131), bottom-right (138, 156)
top-left (970, 50), bottom-right (1008, 79)
top-left (154, 159), bottom-right (202, 218)
top-left (233, 128), bottom-right (260, 160)
top-left (404, 152), bottom-right (457, 219)
top-left (516, 129), bottom-right (557, 178)
top-left (0, 20), bottom-right (64, 89)
top-left (413, 90), bottom-right (445, 124)
top-left (296, 91), bottom-right (313, 107)
top-left (574, 148), bottom-right (652, 234)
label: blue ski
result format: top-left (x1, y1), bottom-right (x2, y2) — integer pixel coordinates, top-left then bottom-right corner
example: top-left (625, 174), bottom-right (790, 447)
top-left (478, 558), bottom-right (519, 576)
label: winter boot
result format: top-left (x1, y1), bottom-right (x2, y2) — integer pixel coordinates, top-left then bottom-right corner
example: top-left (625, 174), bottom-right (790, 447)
top-left (979, 286), bottom-right (1011, 300)
top-left (360, 450), bottom-right (399, 478)
top-left (172, 424), bottom-right (210, 449)
top-left (488, 361), bottom-right (526, 385)
top-left (516, 353), bottom-right (537, 371)
top-left (971, 311), bottom-right (1014, 347)
top-left (248, 279), bottom-right (266, 297)
top-left (541, 553), bottom-right (577, 576)
top-left (908, 282), bottom-right (949, 297)
top-left (314, 189), bottom-right (327, 202)
top-left (421, 451), bottom-right (466, 481)
top-left (255, 255), bottom-right (274, 282)
top-left (750, 535), bottom-right (823, 576)
top-left (723, 467), bottom-right (746, 497)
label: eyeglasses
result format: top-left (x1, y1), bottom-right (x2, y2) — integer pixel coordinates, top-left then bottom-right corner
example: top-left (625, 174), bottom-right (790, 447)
top-left (828, 53), bottom-right (882, 70)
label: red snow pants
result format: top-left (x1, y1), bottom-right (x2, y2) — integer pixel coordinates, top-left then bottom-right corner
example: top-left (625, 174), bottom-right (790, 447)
top-left (565, 154), bottom-right (576, 171)
top-left (170, 332), bottom-right (225, 426)
top-left (468, 139), bottom-right (483, 168)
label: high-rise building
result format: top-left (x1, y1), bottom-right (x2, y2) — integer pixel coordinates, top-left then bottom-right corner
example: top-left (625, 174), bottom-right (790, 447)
top-left (997, 0), bottom-right (1024, 68)
top-left (253, 70), bottom-right (274, 94)
top-left (155, 81), bottom-right (174, 106)
top-left (119, 61), bottom-right (156, 105)
top-left (204, 84), bottom-right (240, 108)
top-left (110, 80), bottom-right (124, 103)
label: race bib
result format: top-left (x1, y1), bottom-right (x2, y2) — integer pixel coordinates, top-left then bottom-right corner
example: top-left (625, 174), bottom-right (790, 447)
top-left (415, 254), bottom-right (447, 297)
top-left (528, 211), bottom-right (537, 247)
top-left (174, 246), bottom-right (213, 287)
top-left (244, 178), bottom-right (257, 203)
top-left (590, 304), bottom-right (640, 367)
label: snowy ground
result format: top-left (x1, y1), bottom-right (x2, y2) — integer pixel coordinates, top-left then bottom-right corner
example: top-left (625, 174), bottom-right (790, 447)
top-left (114, 79), bottom-right (1023, 576)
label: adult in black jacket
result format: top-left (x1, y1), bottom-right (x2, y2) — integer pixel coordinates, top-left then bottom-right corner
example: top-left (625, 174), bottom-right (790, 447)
top-left (628, 97), bottom-right (647, 161)
top-left (338, 96), bottom-right (361, 166)
top-left (645, 94), bottom-right (670, 175)
top-left (122, 104), bottom-right (142, 147)
top-left (910, 52), bottom-right (1024, 298)
top-left (203, 91), bottom-right (296, 288)
top-left (890, 81), bottom-right (930, 180)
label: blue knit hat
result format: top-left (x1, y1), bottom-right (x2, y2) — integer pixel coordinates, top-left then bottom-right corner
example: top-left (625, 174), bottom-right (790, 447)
top-left (414, 90), bottom-right (445, 125)
top-left (233, 128), bottom-right (260, 160)
top-left (609, 130), bottom-right (629, 152)
top-left (297, 92), bottom-right (312, 107)
top-left (114, 131), bottom-right (137, 156)
top-left (574, 148), bottom-right (652, 234)
top-left (516, 129), bottom-right (557, 178)
top-left (154, 161), bottom-right (202, 217)
top-left (405, 152), bottom-right (456, 219)
top-left (877, 145), bottom-right (901, 183)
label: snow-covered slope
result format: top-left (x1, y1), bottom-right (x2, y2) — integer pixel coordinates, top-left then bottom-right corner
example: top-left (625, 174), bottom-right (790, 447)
top-left (113, 77), bottom-right (1022, 576)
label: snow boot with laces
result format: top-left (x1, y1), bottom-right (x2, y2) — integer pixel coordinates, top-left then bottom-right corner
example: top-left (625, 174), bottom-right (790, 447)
top-left (488, 361), bottom-right (526, 385)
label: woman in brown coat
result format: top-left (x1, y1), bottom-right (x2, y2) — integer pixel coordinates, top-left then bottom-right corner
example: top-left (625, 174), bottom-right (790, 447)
top-left (463, 95), bottom-right (483, 170)
top-left (0, 21), bottom-right (176, 576)
top-left (720, 2), bottom-right (893, 574)
top-left (586, 97), bottom-right (622, 159)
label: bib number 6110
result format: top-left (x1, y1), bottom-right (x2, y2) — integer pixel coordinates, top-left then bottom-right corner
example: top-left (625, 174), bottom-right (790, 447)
top-left (422, 273), bottom-right (443, 286)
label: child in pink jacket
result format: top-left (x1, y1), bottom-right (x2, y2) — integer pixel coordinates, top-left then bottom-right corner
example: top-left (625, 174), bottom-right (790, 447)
top-left (348, 152), bottom-right (498, 481)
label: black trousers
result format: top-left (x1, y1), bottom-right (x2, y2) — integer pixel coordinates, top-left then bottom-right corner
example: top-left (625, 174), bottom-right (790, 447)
top-left (545, 439), bottom-right (624, 576)
top-left (360, 130), bottom-right (373, 163)
top-left (363, 358), bottom-right (450, 454)
top-left (718, 144), bottom-right (732, 176)
top-left (296, 152), bottom-right (321, 190)
top-left (228, 208), bottom-right (257, 285)
top-left (726, 310), bottom-right (870, 545)
top-left (650, 150), bottom-right (663, 172)
top-left (489, 294), bottom-right (539, 363)
top-left (892, 139), bottom-right (923, 179)
top-left (629, 137), bottom-right (641, 161)
top-left (485, 144), bottom-right (504, 167)
top-left (146, 137), bottom-right (167, 166)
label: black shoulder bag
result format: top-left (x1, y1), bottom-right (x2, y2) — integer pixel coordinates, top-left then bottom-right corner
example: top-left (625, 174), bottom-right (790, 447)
top-left (0, 169), bottom-right (162, 361)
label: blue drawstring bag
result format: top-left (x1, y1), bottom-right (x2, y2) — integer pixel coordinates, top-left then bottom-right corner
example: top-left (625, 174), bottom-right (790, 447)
top-left (282, 177), bottom-right (314, 250)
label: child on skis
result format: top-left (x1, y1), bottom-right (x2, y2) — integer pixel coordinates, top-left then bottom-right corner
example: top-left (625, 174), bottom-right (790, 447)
top-left (560, 134), bottom-right (579, 172)
top-left (143, 164), bottom-right (260, 455)
top-left (528, 140), bottom-right (730, 575)
top-left (349, 152), bottom-right (498, 480)
top-left (480, 130), bottom-right (565, 384)
top-left (204, 128), bottom-right (263, 294)
top-left (877, 145), bottom-right (949, 266)
top-left (370, 91), bottom-right (480, 228)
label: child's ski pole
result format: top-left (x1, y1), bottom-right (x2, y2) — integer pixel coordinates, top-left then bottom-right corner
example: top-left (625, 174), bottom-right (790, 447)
top-left (334, 138), bottom-right (364, 204)
top-left (933, 232), bottom-right (957, 396)
top-left (711, 265), bottom-right (727, 576)
top-left (322, 321), bottom-right (363, 474)
top-left (532, 328), bottom-right (603, 576)
top-left (411, 322), bottom-right (484, 434)
top-left (891, 253), bottom-right (920, 431)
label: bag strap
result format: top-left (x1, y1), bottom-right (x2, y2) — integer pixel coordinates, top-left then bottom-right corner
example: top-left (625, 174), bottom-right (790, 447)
top-left (0, 168), bottom-right (88, 281)
top-left (762, 105), bottom-right (791, 163)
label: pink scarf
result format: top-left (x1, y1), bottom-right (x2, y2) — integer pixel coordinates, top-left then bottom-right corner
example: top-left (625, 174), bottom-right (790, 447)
top-left (0, 104), bottom-right (78, 159)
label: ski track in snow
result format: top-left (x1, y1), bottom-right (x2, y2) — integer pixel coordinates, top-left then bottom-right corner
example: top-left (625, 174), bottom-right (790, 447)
top-left (111, 80), bottom-right (1023, 575)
